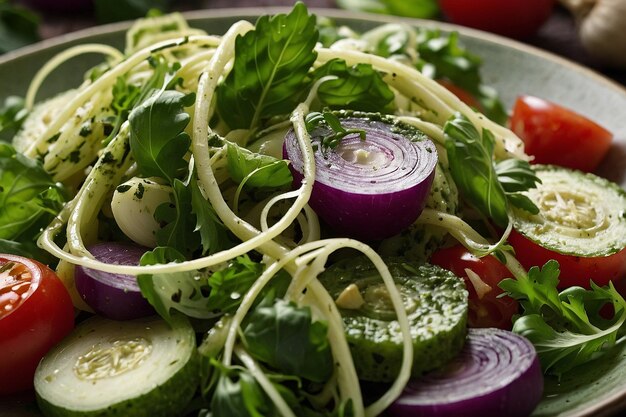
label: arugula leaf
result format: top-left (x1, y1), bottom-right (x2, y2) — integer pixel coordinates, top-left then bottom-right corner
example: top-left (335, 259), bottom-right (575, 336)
top-left (0, 143), bottom-right (65, 240)
top-left (495, 158), bottom-right (541, 214)
top-left (129, 89), bottom-right (195, 182)
top-left (0, 1), bottom-right (39, 54)
top-left (190, 175), bottom-right (234, 255)
top-left (416, 30), bottom-right (508, 125)
top-left (312, 59), bottom-right (395, 112)
top-left (226, 142), bottom-right (292, 189)
top-left (444, 114), bottom-right (509, 227)
top-left (211, 366), bottom-right (275, 417)
top-left (153, 179), bottom-right (199, 257)
top-left (305, 111), bottom-right (366, 152)
top-left (499, 260), bottom-right (626, 375)
top-left (0, 96), bottom-right (27, 139)
top-left (206, 255), bottom-right (264, 315)
top-left (243, 293), bottom-right (333, 383)
top-left (216, 3), bottom-right (318, 130)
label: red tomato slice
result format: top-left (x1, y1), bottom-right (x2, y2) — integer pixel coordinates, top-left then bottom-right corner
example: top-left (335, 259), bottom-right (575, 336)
top-left (510, 95), bottom-right (613, 172)
top-left (0, 255), bottom-right (74, 395)
top-left (508, 230), bottom-right (626, 289)
top-left (430, 246), bottom-right (518, 330)
top-left (437, 79), bottom-right (482, 110)
top-left (438, 0), bottom-right (555, 39)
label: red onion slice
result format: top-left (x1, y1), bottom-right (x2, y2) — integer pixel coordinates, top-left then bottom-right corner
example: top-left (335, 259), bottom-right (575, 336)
top-left (284, 115), bottom-right (437, 241)
top-left (388, 328), bottom-right (543, 417)
top-left (75, 242), bottom-right (154, 320)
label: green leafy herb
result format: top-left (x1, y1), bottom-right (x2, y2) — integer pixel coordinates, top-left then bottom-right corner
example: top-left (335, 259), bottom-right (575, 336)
top-left (216, 2), bottom-right (318, 130)
top-left (190, 175), bottom-right (234, 255)
top-left (416, 30), bottom-right (508, 125)
top-left (211, 366), bottom-right (274, 417)
top-left (305, 111), bottom-right (366, 152)
top-left (226, 142), bottom-right (292, 189)
top-left (138, 255), bottom-right (264, 325)
top-left (129, 89), bottom-right (195, 182)
top-left (243, 293), bottom-right (334, 382)
top-left (153, 179), bottom-right (199, 257)
top-left (0, 1), bottom-right (39, 54)
top-left (444, 114), bottom-right (509, 227)
top-left (0, 96), bottom-right (27, 139)
top-left (312, 59), bottom-right (395, 112)
top-left (495, 158), bottom-right (541, 214)
top-left (499, 260), bottom-right (626, 375)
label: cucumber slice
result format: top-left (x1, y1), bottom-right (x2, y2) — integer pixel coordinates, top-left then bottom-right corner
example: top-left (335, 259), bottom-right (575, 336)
top-left (511, 165), bottom-right (626, 257)
top-left (319, 258), bottom-right (468, 382)
top-left (34, 314), bottom-right (198, 417)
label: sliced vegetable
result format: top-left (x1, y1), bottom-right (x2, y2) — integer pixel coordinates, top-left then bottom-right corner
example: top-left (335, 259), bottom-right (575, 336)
top-left (430, 245), bottom-right (518, 329)
top-left (388, 328), bottom-right (543, 417)
top-left (35, 314), bottom-right (198, 417)
top-left (318, 257), bottom-right (468, 382)
top-left (510, 165), bottom-right (626, 288)
top-left (510, 95), bottom-right (613, 172)
top-left (75, 242), bottom-right (154, 320)
top-left (284, 114), bottom-right (438, 241)
top-left (0, 254), bottom-right (74, 395)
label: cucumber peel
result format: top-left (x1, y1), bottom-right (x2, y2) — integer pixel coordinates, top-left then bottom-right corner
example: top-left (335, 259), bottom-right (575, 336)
top-left (319, 257), bottom-right (468, 382)
top-left (34, 314), bottom-right (198, 417)
top-left (511, 165), bottom-right (626, 257)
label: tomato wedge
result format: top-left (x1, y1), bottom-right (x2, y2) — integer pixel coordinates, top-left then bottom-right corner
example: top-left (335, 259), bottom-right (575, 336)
top-left (430, 246), bottom-right (518, 330)
top-left (0, 255), bottom-right (74, 395)
top-left (510, 95), bottom-right (613, 172)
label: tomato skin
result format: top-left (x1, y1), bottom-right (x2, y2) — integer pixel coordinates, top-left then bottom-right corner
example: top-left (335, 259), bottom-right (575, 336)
top-left (438, 0), bottom-right (555, 39)
top-left (508, 230), bottom-right (626, 289)
top-left (437, 79), bottom-right (482, 110)
top-left (510, 95), bottom-right (613, 172)
top-left (0, 255), bottom-right (74, 395)
top-left (430, 246), bottom-right (518, 330)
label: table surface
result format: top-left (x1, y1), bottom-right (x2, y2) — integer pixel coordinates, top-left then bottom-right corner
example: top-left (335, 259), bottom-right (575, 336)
top-left (33, 0), bottom-right (626, 87)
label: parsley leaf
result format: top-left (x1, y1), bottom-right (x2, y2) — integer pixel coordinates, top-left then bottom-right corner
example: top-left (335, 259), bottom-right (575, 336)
top-left (243, 293), bottom-right (334, 383)
top-left (499, 260), bottom-right (626, 375)
top-left (225, 142), bottom-right (292, 189)
top-left (211, 366), bottom-right (274, 417)
top-left (216, 2), bottom-right (318, 130)
top-left (312, 59), bottom-right (395, 112)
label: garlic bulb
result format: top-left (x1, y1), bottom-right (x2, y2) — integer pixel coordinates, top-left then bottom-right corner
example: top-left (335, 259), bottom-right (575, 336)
top-left (560, 0), bottom-right (626, 68)
top-left (111, 177), bottom-right (171, 247)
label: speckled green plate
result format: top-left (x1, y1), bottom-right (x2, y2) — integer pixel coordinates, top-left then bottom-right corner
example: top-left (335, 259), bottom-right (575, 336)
top-left (1, 8), bottom-right (625, 417)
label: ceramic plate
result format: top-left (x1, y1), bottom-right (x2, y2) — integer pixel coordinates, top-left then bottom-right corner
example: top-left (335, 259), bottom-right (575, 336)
top-left (1, 8), bottom-right (625, 417)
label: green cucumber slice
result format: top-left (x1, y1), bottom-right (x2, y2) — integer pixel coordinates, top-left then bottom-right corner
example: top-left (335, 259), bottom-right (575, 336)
top-left (511, 165), bottom-right (626, 257)
top-left (34, 314), bottom-right (198, 417)
top-left (319, 257), bottom-right (468, 382)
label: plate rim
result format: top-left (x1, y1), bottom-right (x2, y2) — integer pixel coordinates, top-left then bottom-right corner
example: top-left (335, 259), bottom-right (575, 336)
top-left (1, 6), bottom-right (625, 417)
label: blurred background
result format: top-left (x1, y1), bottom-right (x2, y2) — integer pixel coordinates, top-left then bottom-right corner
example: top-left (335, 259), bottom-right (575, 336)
top-left (1, 0), bottom-right (624, 85)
